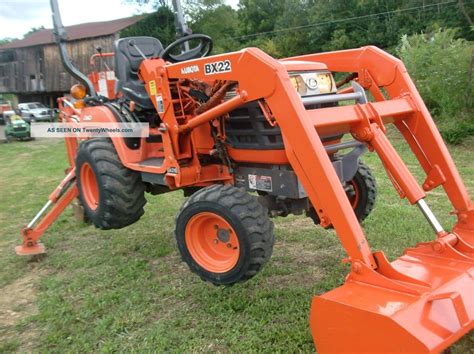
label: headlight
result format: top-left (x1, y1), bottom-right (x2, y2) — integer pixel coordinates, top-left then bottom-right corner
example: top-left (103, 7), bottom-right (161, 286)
top-left (314, 73), bottom-right (334, 94)
top-left (289, 71), bottom-right (336, 96)
top-left (290, 75), bottom-right (306, 96)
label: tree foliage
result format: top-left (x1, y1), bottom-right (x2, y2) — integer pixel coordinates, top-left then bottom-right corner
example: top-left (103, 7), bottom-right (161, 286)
top-left (186, 1), bottom-right (239, 53)
top-left (120, 6), bottom-right (176, 46)
top-left (125, 0), bottom-right (473, 55)
top-left (398, 28), bottom-right (473, 143)
top-left (24, 26), bottom-right (46, 37)
top-left (0, 38), bottom-right (14, 46)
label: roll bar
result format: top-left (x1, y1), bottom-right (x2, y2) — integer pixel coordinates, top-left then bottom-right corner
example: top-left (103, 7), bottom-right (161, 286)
top-left (50, 0), bottom-right (97, 97)
top-left (89, 52), bottom-right (114, 67)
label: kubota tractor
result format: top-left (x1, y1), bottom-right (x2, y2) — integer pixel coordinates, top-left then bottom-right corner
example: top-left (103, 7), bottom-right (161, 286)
top-left (16, 0), bottom-right (473, 352)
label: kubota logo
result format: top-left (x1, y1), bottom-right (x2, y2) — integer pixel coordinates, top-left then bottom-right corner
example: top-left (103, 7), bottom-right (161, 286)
top-left (181, 65), bottom-right (199, 74)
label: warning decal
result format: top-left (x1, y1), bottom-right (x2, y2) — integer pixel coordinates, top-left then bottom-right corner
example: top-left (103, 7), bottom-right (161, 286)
top-left (149, 80), bottom-right (157, 95)
top-left (248, 174), bottom-right (272, 192)
top-left (156, 95), bottom-right (164, 113)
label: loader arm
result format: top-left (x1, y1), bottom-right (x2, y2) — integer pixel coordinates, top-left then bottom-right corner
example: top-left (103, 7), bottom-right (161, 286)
top-left (284, 46), bottom-right (473, 227)
top-left (149, 46), bottom-right (473, 352)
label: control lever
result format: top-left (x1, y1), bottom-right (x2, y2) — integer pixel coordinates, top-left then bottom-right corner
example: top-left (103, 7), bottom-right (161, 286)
top-left (128, 40), bottom-right (148, 60)
top-left (95, 46), bottom-right (111, 71)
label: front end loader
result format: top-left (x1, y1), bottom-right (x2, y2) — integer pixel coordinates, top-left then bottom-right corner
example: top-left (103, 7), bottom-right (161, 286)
top-left (16, 0), bottom-right (473, 352)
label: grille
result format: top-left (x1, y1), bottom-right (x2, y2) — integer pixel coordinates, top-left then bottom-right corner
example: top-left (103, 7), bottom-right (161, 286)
top-left (225, 101), bottom-right (339, 150)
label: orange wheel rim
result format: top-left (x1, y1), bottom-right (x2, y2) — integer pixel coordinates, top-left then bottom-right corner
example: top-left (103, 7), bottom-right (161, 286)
top-left (80, 162), bottom-right (99, 210)
top-left (185, 212), bottom-right (240, 273)
top-left (348, 180), bottom-right (360, 209)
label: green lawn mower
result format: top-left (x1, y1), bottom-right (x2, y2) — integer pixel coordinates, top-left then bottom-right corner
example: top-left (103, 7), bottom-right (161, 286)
top-left (3, 111), bottom-right (32, 142)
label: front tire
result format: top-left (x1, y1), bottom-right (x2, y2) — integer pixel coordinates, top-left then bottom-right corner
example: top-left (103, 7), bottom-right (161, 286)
top-left (76, 139), bottom-right (147, 229)
top-left (175, 185), bottom-right (275, 285)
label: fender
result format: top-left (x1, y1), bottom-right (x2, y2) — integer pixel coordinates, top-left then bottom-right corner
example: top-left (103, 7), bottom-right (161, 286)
top-left (103, 102), bottom-right (141, 150)
top-left (79, 106), bottom-right (148, 165)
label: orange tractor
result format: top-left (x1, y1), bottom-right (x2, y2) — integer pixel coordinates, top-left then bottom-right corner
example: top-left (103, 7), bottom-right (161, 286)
top-left (16, 0), bottom-right (473, 352)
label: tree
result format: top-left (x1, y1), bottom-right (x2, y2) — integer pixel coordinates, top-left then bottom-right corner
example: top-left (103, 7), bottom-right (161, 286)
top-left (24, 26), bottom-right (46, 37)
top-left (234, 0), bottom-right (472, 55)
top-left (272, 0), bottom-right (311, 57)
top-left (0, 38), bottom-right (14, 46)
top-left (186, 1), bottom-right (239, 53)
top-left (121, 0), bottom-right (473, 56)
top-left (120, 6), bottom-right (176, 46)
top-left (237, 0), bottom-right (285, 37)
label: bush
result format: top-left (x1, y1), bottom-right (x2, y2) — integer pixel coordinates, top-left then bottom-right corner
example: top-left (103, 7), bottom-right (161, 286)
top-left (397, 28), bottom-right (473, 144)
top-left (440, 119), bottom-right (474, 145)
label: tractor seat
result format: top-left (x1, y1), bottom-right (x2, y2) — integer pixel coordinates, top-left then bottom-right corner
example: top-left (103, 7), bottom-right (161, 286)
top-left (114, 36), bottom-right (163, 110)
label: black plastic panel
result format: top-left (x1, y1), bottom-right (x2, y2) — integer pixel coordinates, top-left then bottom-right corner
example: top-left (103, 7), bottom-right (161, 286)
top-left (225, 101), bottom-right (340, 150)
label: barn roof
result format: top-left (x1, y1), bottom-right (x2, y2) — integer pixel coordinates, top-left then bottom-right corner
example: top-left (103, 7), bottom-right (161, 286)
top-left (0, 15), bottom-right (143, 50)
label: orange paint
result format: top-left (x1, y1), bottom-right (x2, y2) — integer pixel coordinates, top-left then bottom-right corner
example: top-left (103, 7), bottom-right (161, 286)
top-left (185, 212), bottom-right (240, 273)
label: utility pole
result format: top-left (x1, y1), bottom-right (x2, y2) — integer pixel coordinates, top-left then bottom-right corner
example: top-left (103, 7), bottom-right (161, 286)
top-left (172, 0), bottom-right (191, 50)
top-left (172, 0), bottom-right (193, 51)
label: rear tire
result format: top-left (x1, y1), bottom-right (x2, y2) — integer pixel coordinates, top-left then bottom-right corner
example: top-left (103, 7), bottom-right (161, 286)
top-left (346, 161), bottom-right (377, 222)
top-left (175, 184), bottom-right (275, 285)
top-left (76, 139), bottom-right (146, 229)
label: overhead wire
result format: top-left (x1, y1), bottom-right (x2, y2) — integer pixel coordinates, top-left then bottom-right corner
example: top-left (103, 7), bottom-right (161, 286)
top-left (232, 0), bottom-right (472, 40)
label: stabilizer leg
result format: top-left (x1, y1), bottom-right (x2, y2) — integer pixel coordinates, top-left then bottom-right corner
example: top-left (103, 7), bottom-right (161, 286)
top-left (15, 170), bottom-right (78, 256)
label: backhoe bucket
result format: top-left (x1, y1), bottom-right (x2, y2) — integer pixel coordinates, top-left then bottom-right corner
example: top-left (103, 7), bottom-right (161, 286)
top-left (311, 236), bottom-right (474, 353)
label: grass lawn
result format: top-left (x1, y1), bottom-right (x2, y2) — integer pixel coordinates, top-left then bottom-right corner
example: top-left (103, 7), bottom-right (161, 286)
top-left (0, 134), bottom-right (473, 352)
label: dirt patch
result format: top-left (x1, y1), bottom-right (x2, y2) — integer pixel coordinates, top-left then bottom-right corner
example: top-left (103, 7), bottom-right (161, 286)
top-left (0, 274), bottom-right (39, 326)
top-left (0, 273), bottom-right (42, 352)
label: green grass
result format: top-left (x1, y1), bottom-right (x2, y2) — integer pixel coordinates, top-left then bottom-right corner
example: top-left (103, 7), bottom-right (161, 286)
top-left (0, 134), bottom-right (473, 352)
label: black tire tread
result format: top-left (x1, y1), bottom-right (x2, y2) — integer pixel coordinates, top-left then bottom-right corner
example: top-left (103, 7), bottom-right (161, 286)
top-left (176, 184), bottom-right (274, 285)
top-left (76, 139), bottom-right (146, 229)
top-left (353, 161), bottom-right (377, 222)
top-left (307, 160), bottom-right (377, 226)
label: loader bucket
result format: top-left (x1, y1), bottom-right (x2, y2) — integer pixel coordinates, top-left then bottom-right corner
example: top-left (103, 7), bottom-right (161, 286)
top-left (311, 239), bottom-right (474, 353)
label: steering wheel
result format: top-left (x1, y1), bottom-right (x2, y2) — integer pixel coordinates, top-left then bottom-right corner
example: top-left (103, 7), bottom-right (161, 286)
top-left (161, 34), bottom-right (213, 63)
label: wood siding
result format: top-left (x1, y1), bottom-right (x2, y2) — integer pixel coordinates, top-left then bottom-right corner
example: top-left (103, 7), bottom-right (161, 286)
top-left (0, 34), bottom-right (117, 94)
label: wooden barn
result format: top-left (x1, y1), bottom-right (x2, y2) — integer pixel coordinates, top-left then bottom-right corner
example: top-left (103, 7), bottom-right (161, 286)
top-left (0, 16), bottom-right (143, 108)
